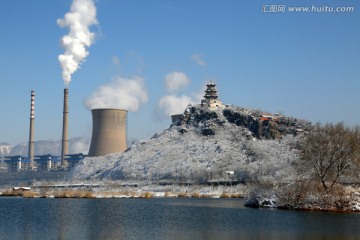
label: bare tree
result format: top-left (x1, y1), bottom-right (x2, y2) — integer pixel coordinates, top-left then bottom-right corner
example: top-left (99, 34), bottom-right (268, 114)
top-left (298, 122), bottom-right (360, 192)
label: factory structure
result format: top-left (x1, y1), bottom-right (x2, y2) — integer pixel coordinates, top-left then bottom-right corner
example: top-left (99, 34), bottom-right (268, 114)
top-left (3, 153), bottom-right (86, 172)
top-left (2, 82), bottom-right (221, 173)
top-left (3, 89), bottom-right (85, 173)
top-left (2, 86), bottom-right (130, 173)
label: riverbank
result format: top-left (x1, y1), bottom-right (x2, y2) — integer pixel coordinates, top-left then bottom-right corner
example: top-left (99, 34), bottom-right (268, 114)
top-left (245, 184), bottom-right (360, 213)
top-left (0, 183), bottom-right (247, 199)
top-left (3, 182), bottom-right (360, 213)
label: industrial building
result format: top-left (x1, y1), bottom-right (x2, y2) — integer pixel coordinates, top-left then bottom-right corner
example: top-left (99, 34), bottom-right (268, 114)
top-left (65, 153), bottom-right (86, 168)
top-left (4, 156), bottom-right (31, 172)
top-left (34, 155), bottom-right (61, 171)
top-left (3, 153), bottom-right (86, 172)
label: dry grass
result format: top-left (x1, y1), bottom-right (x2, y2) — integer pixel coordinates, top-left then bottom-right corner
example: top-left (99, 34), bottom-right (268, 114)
top-left (191, 192), bottom-right (201, 198)
top-left (201, 194), bottom-right (211, 198)
top-left (230, 193), bottom-right (243, 198)
top-left (220, 192), bottom-right (231, 198)
top-left (177, 192), bottom-right (188, 198)
top-left (54, 190), bottom-right (94, 198)
top-left (121, 190), bottom-right (130, 196)
top-left (140, 191), bottom-right (153, 199)
top-left (22, 191), bottom-right (40, 198)
top-left (1, 189), bottom-right (16, 196)
top-left (1, 189), bottom-right (36, 197)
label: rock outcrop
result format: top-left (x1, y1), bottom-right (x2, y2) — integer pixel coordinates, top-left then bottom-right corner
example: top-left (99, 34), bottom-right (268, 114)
top-left (176, 105), bottom-right (312, 140)
top-left (71, 105), bottom-right (302, 183)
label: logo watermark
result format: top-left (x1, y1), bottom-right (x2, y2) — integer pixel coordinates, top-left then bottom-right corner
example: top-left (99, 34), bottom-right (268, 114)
top-left (261, 5), bottom-right (354, 13)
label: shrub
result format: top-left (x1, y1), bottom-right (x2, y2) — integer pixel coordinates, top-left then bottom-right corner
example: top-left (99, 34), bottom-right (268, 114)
top-left (22, 191), bottom-right (39, 198)
top-left (230, 193), bottom-right (243, 198)
top-left (191, 192), bottom-right (201, 198)
top-left (220, 192), bottom-right (231, 198)
top-left (177, 192), bottom-right (187, 198)
top-left (140, 192), bottom-right (152, 199)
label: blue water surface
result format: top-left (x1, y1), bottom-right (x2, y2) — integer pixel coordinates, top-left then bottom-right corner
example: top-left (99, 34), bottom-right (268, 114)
top-left (0, 197), bottom-right (360, 240)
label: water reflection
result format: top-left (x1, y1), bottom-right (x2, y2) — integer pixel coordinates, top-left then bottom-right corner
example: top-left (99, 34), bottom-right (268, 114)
top-left (1, 198), bottom-right (360, 239)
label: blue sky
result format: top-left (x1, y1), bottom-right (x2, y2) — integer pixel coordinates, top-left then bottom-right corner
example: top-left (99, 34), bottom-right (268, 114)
top-left (0, 0), bottom-right (359, 145)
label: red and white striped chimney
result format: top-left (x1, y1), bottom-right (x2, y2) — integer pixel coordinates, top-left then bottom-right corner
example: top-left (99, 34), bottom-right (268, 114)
top-left (28, 90), bottom-right (35, 168)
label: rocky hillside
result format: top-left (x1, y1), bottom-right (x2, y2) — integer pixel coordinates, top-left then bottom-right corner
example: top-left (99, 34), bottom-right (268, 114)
top-left (71, 105), bottom-right (306, 183)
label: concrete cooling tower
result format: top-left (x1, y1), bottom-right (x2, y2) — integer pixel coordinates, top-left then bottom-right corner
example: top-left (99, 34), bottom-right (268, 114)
top-left (88, 108), bottom-right (128, 157)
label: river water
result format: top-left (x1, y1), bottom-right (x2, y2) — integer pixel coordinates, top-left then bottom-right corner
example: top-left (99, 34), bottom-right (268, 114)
top-left (1, 197), bottom-right (360, 240)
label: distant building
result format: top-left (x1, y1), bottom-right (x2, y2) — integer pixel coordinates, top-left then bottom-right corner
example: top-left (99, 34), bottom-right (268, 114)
top-left (34, 154), bottom-right (61, 171)
top-left (4, 156), bottom-right (31, 172)
top-left (171, 114), bottom-right (183, 124)
top-left (65, 153), bottom-right (87, 168)
top-left (201, 82), bottom-right (224, 109)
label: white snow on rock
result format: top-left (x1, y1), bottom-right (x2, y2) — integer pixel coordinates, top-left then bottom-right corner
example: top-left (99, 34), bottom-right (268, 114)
top-left (0, 143), bottom-right (13, 156)
top-left (71, 106), bottom-right (300, 183)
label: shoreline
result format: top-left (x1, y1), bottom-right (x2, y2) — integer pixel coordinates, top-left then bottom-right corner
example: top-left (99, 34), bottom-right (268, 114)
top-left (2, 183), bottom-right (360, 213)
top-left (2, 189), bottom-right (360, 213)
top-left (0, 190), bottom-right (245, 199)
top-left (0, 184), bottom-right (247, 200)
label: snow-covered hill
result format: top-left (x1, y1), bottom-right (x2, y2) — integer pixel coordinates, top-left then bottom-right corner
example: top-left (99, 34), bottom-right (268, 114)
top-left (9, 137), bottom-right (90, 156)
top-left (0, 143), bottom-right (12, 157)
top-left (71, 105), bottom-right (303, 183)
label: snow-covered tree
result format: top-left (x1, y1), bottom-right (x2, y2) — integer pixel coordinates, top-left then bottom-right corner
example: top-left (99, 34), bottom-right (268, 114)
top-left (297, 122), bottom-right (360, 193)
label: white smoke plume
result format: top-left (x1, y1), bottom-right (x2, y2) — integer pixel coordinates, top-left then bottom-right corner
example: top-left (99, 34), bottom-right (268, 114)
top-left (85, 76), bottom-right (148, 112)
top-left (158, 95), bottom-right (195, 117)
top-left (157, 71), bottom-right (204, 117)
top-left (57, 0), bottom-right (98, 86)
top-left (165, 71), bottom-right (190, 92)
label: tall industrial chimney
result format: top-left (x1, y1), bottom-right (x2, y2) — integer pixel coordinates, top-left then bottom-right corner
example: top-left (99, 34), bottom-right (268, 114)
top-left (28, 90), bottom-right (35, 168)
top-left (88, 108), bottom-right (128, 157)
top-left (61, 88), bottom-right (69, 167)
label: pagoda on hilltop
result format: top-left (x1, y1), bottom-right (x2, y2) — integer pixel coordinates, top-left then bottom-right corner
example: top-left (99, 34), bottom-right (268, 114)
top-left (201, 82), bottom-right (224, 109)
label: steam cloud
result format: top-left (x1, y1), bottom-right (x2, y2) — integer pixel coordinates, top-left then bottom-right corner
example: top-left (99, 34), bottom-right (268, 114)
top-left (57, 0), bottom-right (98, 86)
top-left (158, 71), bottom-right (203, 117)
top-left (85, 76), bottom-right (148, 112)
top-left (158, 95), bottom-right (195, 117)
top-left (165, 71), bottom-right (190, 92)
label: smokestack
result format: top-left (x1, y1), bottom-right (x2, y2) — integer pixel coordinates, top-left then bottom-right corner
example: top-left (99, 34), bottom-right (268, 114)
top-left (61, 88), bottom-right (69, 167)
top-left (28, 90), bottom-right (35, 168)
top-left (88, 108), bottom-right (127, 157)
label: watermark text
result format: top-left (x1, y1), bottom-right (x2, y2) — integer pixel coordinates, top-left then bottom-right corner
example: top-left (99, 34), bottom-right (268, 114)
top-left (261, 5), bottom-right (354, 13)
